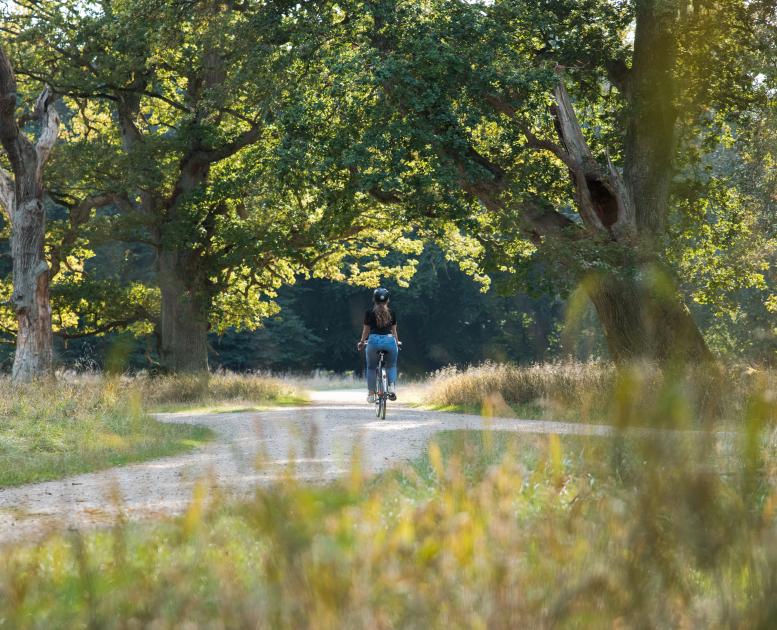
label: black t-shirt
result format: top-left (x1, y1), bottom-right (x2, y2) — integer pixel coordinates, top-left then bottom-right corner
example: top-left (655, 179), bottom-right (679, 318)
top-left (364, 307), bottom-right (397, 335)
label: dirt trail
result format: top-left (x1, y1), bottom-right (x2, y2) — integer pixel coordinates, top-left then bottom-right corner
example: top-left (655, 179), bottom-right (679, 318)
top-left (0, 390), bottom-right (622, 545)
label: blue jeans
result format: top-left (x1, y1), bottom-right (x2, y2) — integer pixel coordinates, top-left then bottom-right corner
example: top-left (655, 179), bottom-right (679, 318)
top-left (366, 334), bottom-right (398, 392)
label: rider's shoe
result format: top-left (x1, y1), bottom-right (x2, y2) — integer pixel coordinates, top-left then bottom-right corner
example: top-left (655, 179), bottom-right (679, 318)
top-left (387, 384), bottom-right (397, 401)
top-left (367, 393), bottom-right (376, 403)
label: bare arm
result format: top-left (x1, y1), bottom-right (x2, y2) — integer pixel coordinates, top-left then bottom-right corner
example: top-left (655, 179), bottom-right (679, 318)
top-left (392, 324), bottom-right (400, 344)
top-left (357, 325), bottom-right (370, 350)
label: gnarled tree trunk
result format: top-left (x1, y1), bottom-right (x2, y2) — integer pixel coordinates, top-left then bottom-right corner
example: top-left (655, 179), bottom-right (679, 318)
top-left (543, 0), bottom-right (713, 364)
top-left (0, 47), bottom-right (59, 381)
top-left (9, 197), bottom-right (54, 380)
top-left (585, 272), bottom-right (713, 364)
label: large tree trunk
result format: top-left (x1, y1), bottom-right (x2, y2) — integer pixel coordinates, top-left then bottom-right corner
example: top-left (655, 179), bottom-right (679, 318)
top-left (10, 197), bottom-right (54, 380)
top-left (0, 47), bottom-right (59, 381)
top-left (158, 251), bottom-right (210, 373)
top-left (585, 271), bottom-right (713, 364)
top-left (542, 0), bottom-right (713, 364)
top-left (583, 0), bottom-right (713, 363)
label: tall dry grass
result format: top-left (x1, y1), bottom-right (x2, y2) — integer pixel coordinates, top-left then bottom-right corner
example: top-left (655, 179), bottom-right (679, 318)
top-left (130, 371), bottom-right (305, 407)
top-left (426, 360), bottom-right (775, 425)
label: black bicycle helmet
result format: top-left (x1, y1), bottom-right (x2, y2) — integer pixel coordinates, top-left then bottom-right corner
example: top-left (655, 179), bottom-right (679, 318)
top-left (373, 287), bottom-right (390, 303)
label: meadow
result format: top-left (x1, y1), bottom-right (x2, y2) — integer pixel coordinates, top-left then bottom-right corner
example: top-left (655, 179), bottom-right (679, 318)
top-left (0, 362), bottom-right (774, 627)
top-left (424, 360), bottom-right (775, 426)
top-left (0, 372), bottom-right (303, 487)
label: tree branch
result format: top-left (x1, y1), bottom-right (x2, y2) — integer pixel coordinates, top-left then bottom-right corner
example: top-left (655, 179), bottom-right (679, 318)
top-left (33, 86), bottom-right (60, 179)
top-left (604, 58), bottom-right (632, 100)
top-left (200, 122), bottom-right (264, 163)
top-left (483, 92), bottom-right (579, 170)
top-left (0, 43), bottom-right (33, 176)
top-left (48, 192), bottom-right (128, 279)
top-left (551, 79), bottom-right (596, 169)
top-left (14, 69), bottom-right (120, 102)
top-left (522, 125), bottom-right (579, 171)
top-left (56, 319), bottom-right (134, 340)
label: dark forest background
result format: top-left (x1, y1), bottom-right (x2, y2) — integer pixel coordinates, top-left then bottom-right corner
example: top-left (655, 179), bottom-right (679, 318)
top-left (1, 234), bottom-right (771, 376)
top-left (0, 239), bottom-right (609, 376)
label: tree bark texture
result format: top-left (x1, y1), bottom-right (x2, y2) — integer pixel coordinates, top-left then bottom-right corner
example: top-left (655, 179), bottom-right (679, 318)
top-left (158, 251), bottom-right (210, 373)
top-left (542, 1), bottom-right (712, 364)
top-left (0, 46), bottom-right (59, 381)
top-left (585, 272), bottom-right (713, 364)
top-left (154, 153), bottom-right (213, 373)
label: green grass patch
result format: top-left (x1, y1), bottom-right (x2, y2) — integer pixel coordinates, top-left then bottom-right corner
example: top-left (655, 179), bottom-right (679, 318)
top-left (0, 372), bottom-right (304, 488)
top-left (0, 379), bottom-right (214, 488)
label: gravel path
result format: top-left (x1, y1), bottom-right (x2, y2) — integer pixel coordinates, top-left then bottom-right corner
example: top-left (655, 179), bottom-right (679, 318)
top-left (0, 390), bottom-right (629, 545)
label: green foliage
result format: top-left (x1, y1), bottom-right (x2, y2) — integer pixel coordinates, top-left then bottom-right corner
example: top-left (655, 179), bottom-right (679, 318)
top-left (1, 0), bottom-right (426, 349)
top-left (0, 0), bottom-right (774, 367)
top-left (669, 88), bottom-right (777, 360)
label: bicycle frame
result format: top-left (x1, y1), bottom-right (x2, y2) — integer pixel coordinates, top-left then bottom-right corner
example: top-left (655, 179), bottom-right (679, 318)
top-left (363, 338), bottom-right (400, 418)
top-left (374, 350), bottom-right (388, 419)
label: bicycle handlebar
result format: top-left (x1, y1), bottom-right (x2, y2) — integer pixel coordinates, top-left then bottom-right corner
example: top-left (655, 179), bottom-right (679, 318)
top-left (356, 340), bottom-right (403, 350)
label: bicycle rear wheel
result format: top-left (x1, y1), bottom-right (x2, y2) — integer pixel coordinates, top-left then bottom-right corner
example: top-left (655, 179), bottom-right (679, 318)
top-left (374, 366), bottom-right (382, 417)
top-left (379, 396), bottom-right (386, 419)
top-left (380, 368), bottom-right (388, 419)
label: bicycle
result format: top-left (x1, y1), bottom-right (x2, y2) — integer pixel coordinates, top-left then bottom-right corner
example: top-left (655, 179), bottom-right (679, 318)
top-left (362, 340), bottom-right (401, 420)
top-left (374, 349), bottom-right (389, 419)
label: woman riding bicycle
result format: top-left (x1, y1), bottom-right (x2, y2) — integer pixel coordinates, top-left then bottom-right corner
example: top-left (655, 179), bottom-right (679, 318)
top-left (357, 288), bottom-right (400, 403)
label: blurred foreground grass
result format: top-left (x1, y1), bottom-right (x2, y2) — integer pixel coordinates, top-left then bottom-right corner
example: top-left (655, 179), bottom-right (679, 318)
top-left (0, 373), bottom-right (303, 487)
top-left (1, 365), bottom-right (774, 627)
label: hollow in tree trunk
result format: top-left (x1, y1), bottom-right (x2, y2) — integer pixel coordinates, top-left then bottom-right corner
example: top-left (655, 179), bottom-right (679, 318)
top-left (547, 71), bottom-right (713, 365)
